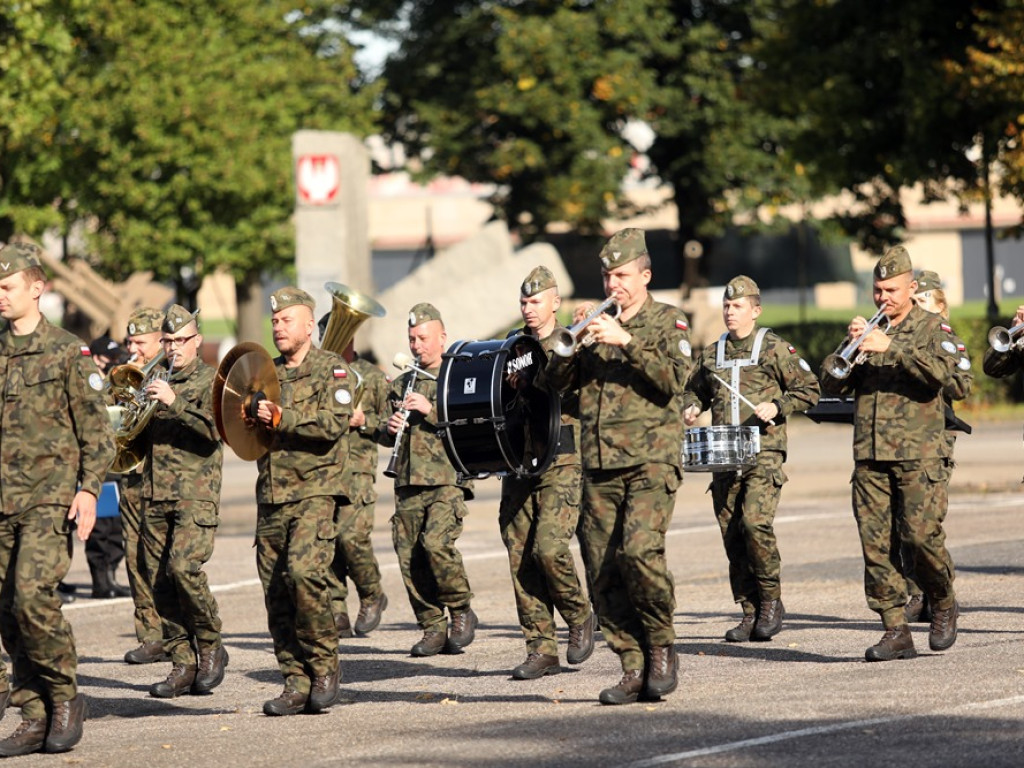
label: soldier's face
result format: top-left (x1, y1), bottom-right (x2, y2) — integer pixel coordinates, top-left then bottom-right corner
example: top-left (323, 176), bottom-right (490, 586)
top-left (723, 297), bottom-right (761, 339)
top-left (271, 306), bottom-right (314, 356)
top-left (914, 291), bottom-right (942, 315)
top-left (602, 261), bottom-right (651, 312)
top-left (0, 272), bottom-right (43, 321)
top-left (126, 332), bottom-right (162, 365)
top-left (519, 288), bottom-right (560, 332)
top-left (874, 274), bottom-right (916, 321)
top-left (408, 320), bottom-right (446, 368)
top-left (160, 323), bottom-right (201, 369)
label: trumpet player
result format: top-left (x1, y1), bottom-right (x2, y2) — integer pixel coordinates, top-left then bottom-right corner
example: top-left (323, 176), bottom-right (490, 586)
top-left (141, 305), bottom-right (228, 699)
top-left (119, 308), bottom-right (170, 665)
top-left (821, 247), bottom-right (969, 662)
top-left (375, 303), bottom-right (477, 658)
top-left (499, 267), bottom-right (596, 681)
top-left (546, 228), bottom-right (693, 705)
top-left (0, 244), bottom-right (115, 756)
top-left (982, 304), bottom-right (1024, 378)
top-left (683, 276), bottom-right (819, 643)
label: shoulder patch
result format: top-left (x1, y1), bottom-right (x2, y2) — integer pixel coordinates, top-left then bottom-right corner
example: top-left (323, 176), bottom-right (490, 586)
top-left (88, 372), bottom-right (104, 391)
top-left (80, 345), bottom-right (92, 357)
top-left (941, 340), bottom-right (956, 354)
top-left (678, 339), bottom-right (692, 357)
top-left (956, 342), bottom-right (966, 352)
top-left (335, 388), bottom-right (352, 405)
top-left (787, 344), bottom-right (797, 354)
top-left (675, 318), bottom-right (689, 331)
top-left (940, 322), bottom-right (953, 334)
top-left (333, 367), bottom-right (347, 379)
top-left (799, 359), bottom-right (811, 372)
top-left (958, 357), bottom-right (971, 371)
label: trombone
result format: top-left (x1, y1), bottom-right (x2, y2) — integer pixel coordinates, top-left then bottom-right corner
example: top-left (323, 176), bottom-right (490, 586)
top-left (987, 322), bottom-right (1024, 353)
top-left (551, 297), bottom-right (622, 358)
top-left (822, 306), bottom-right (890, 380)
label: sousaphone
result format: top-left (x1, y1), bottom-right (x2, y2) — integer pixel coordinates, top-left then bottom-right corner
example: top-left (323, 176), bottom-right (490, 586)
top-left (213, 342), bottom-right (281, 461)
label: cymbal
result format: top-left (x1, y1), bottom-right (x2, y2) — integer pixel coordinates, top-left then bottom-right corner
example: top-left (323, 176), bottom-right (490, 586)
top-left (213, 342), bottom-right (280, 461)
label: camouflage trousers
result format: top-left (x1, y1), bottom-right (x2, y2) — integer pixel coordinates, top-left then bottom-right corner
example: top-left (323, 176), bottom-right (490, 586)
top-left (120, 474), bottom-right (162, 645)
top-left (499, 464), bottom-right (590, 656)
top-left (899, 456), bottom-right (955, 600)
top-left (256, 496), bottom-right (339, 693)
top-left (710, 451), bottom-right (787, 611)
top-left (852, 459), bottom-right (956, 628)
top-left (142, 499), bottom-right (223, 666)
top-left (581, 463), bottom-right (679, 672)
top-left (329, 476), bottom-right (384, 618)
top-left (0, 506), bottom-right (78, 719)
top-left (392, 485), bottom-right (472, 631)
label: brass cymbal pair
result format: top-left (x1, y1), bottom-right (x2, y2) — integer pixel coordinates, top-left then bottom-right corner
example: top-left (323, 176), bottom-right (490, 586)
top-left (213, 342), bottom-right (280, 461)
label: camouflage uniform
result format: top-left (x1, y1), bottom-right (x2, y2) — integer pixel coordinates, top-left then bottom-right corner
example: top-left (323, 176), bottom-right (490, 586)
top-left (329, 356), bottom-right (388, 620)
top-left (500, 321), bottom-right (590, 658)
top-left (0, 263), bottom-right (116, 721)
top-left (547, 254), bottom-right (693, 672)
top-left (140, 349), bottom-right (225, 667)
top-left (256, 309), bottom-right (352, 694)
top-left (821, 252), bottom-right (969, 630)
top-left (684, 299), bottom-right (819, 614)
top-left (376, 315), bottom-right (474, 635)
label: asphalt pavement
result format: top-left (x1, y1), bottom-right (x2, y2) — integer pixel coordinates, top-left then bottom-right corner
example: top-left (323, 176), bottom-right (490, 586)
top-left (10, 415), bottom-right (1024, 767)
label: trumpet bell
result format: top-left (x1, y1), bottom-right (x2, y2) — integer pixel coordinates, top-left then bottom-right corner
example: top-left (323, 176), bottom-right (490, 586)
top-left (823, 353), bottom-right (853, 380)
top-left (550, 327), bottom-right (576, 358)
top-left (988, 327), bottom-right (1012, 353)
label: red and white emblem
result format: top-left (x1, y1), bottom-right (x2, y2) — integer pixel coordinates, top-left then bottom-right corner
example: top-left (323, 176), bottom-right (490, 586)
top-left (296, 155), bottom-right (340, 205)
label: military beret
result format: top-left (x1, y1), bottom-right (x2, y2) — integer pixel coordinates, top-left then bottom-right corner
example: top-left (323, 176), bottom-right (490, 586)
top-left (0, 242), bottom-right (45, 280)
top-left (874, 245), bottom-right (912, 280)
top-left (598, 228), bottom-right (648, 270)
top-left (408, 302), bottom-right (442, 327)
top-left (162, 304), bottom-right (198, 334)
top-left (724, 275), bottom-right (760, 301)
top-left (270, 286), bottom-right (315, 313)
top-left (520, 265), bottom-right (557, 297)
top-left (915, 270), bottom-right (942, 294)
top-left (126, 307), bottom-right (164, 336)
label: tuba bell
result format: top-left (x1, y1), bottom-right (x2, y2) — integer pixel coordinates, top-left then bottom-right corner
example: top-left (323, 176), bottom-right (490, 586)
top-left (319, 282), bottom-right (387, 405)
top-left (108, 348), bottom-right (169, 473)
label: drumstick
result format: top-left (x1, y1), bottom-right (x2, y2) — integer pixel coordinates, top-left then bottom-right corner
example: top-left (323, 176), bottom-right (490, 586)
top-left (711, 373), bottom-right (776, 426)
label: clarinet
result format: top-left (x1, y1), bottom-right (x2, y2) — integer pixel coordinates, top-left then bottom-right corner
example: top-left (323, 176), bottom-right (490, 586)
top-left (383, 363), bottom-right (420, 479)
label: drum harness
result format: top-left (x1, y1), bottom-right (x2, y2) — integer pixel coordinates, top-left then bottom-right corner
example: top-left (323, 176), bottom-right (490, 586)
top-left (715, 327), bottom-right (770, 428)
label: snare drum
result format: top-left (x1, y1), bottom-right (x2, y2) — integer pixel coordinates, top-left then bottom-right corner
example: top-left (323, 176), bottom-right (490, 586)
top-left (437, 336), bottom-right (561, 478)
top-left (682, 425), bottom-right (760, 473)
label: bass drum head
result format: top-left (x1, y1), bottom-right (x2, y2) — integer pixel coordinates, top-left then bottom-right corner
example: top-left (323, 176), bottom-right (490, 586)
top-left (438, 336), bottom-right (560, 478)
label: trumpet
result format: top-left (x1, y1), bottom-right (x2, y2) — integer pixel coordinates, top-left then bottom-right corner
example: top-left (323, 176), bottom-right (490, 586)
top-left (383, 353), bottom-right (438, 479)
top-left (551, 297), bottom-right (622, 358)
top-left (988, 322), bottom-right (1024, 353)
top-left (823, 306), bottom-right (890, 380)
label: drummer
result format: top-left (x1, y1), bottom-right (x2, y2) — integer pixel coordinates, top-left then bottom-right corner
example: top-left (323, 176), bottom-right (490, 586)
top-left (683, 275), bottom-right (819, 643)
top-left (498, 266), bottom-right (596, 681)
top-left (375, 303), bottom-right (477, 658)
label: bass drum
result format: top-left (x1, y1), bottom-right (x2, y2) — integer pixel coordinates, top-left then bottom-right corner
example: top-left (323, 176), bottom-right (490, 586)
top-left (438, 336), bottom-right (561, 478)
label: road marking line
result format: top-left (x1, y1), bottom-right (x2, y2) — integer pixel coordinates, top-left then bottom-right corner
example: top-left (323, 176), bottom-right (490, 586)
top-left (622, 694), bottom-right (1024, 767)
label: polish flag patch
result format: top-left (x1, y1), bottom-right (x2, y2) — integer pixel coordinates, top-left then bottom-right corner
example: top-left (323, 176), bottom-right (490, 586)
top-left (940, 323), bottom-right (952, 333)
top-left (675, 319), bottom-right (689, 331)
top-left (333, 367), bottom-right (347, 378)
top-left (787, 345), bottom-right (797, 354)
top-left (957, 342), bottom-right (966, 352)
top-left (80, 346), bottom-right (91, 357)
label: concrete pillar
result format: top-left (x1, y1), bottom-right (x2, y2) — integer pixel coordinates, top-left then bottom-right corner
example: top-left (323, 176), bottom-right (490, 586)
top-left (292, 131), bottom-right (373, 326)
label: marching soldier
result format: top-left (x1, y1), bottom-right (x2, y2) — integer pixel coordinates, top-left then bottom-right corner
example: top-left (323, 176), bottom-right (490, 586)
top-left (546, 228), bottom-right (693, 705)
top-left (376, 303), bottom-right (477, 658)
top-left (0, 243), bottom-right (116, 756)
top-left (821, 247), bottom-right (968, 662)
top-left (683, 276), bottom-right (819, 642)
top-left (119, 307), bottom-right (172, 664)
top-left (142, 305), bottom-right (228, 698)
top-left (500, 267), bottom-right (596, 680)
top-left (254, 288), bottom-right (351, 716)
top-left (329, 344), bottom-right (390, 638)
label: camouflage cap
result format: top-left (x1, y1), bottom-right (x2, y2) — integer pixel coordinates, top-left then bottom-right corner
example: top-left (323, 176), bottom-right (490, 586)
top-left (598, 228), bottom-right (648, 270)
top-left (520, 265), bottom-right (557, 297)
top-left (408, 302), bottom-right (442, 327)
top-left (126, 307), bottom-right (164, 336)
top-left (915, 270), bottom-right (942, 294)
top-left (874, 245), bottom-right (912, 280)
top-left (162, 304), bottom-right (198, 334)
top-left (724, 275), bottom-right (760, 301)
top-left (0, 242), bottom-right (44, 280)
top-left (270, 286), bottom-right (315, 313)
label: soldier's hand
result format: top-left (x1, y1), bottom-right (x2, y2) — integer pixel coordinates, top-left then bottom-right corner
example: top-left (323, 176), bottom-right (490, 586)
top-left (404, 392), bottom-right (432, 415)
top-left (256, 399), bottom-right (282, 428)
top-left (586, 313), bottom-right (631, 348)
top-left (858, 326), bottom-right (892, 354)
top-left (69, 490), bottom-right (98, 541)
top-left (349, 408), bottom-right (366, 429)
top-left (387, 410), bottom-right (407, 435)
top-left (848, 316), bottom-right (867, 339)
top-left (146, 378), bottom-right (175, 406)
top-left (683, 404), bottom-right (701, 426)
top-left (1014, 305), bottom-right (1024, 327)
top-left (754, 401), bottom-right (779, 425)
top-left (572, 302), bottom-right (594, 325)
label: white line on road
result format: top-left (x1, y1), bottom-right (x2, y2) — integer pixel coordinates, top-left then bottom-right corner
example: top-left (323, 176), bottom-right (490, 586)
top-left (621, 694), bottom-right (1024, 767)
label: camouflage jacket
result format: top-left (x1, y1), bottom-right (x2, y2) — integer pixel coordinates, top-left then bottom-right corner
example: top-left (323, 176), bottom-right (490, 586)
top-left (546, 295), bottom-right (693, 471)
top-left (820, 304), bottom-right (969, 461)
top-left (257, 346), bottom-right (353, 504)
top-left (683, 327), bottom-right (820, 458)
top-left (0, 316), bottom-right (116, 512)
top-left (343, 357), bottom-right (388, 479)
top-left (143, 357), bottom-right (223, 503)
top-left (377, 363), bottom-right (473, 494)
